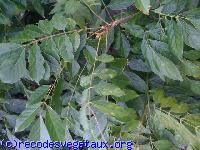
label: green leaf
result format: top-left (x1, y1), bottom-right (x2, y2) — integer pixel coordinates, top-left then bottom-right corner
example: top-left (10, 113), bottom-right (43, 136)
top-left (0, 43), bottom-right (27, 83)
top-left (108, 0), bottom-right (133, 10)
top-left (114, 31), bottom-right (131, 58)
top-left (79, 89), bottom-right (89, 105)
top-left (79, 89), bottom-right (90, 131)
top-left (80, 75), bottom-right (91, 87)
top-left (94, 82), bottom-right (125, 97)
top-left (134, 0), bottom-right (151, 15)
top-left (183, 114), bottom-right (200, 127)
top-left (96, 68), bottom-right (117, 80)
top-left (15, 103), bottom-right (41, 132)
top-left (149, 40), bottom-right (172, 58)
top-left (141, 39), bottom-right (183, 81)
top-left (178, 19), bottom-right (200, 50)
top-left (97, 54), bottom-right (114, 63)
top-left (125, 71), bottom-right (146, 92)
top-left (28, 116), bottom-right (51, 150)
top-left (153, 0), bottom-right (182, 14)
top-left (38, 19), bottom-right (54, 34)
top-left (182, 79), bottom-right (200, 96)
top-left (167, 20), bottom-right (183, 59)
top-left (122, 118), bottom-right (139, 132)
top-left (45, 105), bottom-right (65, 141)
top-left (43, 62), bottom-right (50, 80)
top-left (92, 100), bottom-right (136, 122)
top-left (128, 59), bottom-right (151, 72)
top-left (65, 18), bottom-right (76, 30)
top-left (79, 105), bottom-right (89, 131)
top-left (84, 46), bottom-right (96, 65)
top-left (44, 54), bottom-right (61, 75)
top-left (51, 14), bottom-right (67, 30)
top-left (154, 140), bottom-right (174, 150)
top-left (111, 74), bottom-right (131, 88)
top-left (52, 0), bottom-right (81, 15)
top-left (71, 60), bottom-right (80, 77)
top-left (170, 104), bottom-right (189, 114)
top-left (11, 25), bottom-right (43, 43)
top-left (153, 89), bottom-right (188, 113)
top-left (179, 60), bottom-right (200, 78)
top-left (32, 0), bottom-right (44, 17)
top-left (151, 110), bottom-right (200, 148)
top-left (147, 23), bottom-right (166, 41)
top-left (41, 38), bottom-right (60, 61)
top-left (69, 32), bottom-right (80, 52)
top-left (51, 79), bottom-right (64, 114)
top-left (184, 50), bottom-right (200, 61)
top-left (63, 119), bottom-right (73, 141)
top-left (122, 23), bottom-right (144, 39)
top-left (28, 44), bottom-right (45, 83)
top-left (109, 58), bottom-right (127, 70)
top-left (186, 0), bottom-right (199, 9)
top-left (183, 8), bottom-right (200, 30)
top-left (27, 85), bottom-right (49, 106)
top-left (113, 89), bottom-right (139, 102)
top-left (54, 35), bottom-right (74, 62)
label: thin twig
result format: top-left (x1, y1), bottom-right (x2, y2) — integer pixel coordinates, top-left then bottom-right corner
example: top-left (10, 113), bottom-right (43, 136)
top-left (101, 0), bottom-right (114, 21)
top-left (87, 106), bottom-right (107, 142)
top-left (66, 63), bottom-right (88, 115)
top-left (136, 75), bottom-right (150, 148)
top-left (81, 0), bottom-right (110, 25)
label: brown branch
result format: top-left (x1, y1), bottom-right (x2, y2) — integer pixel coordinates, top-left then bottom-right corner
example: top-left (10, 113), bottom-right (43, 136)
top-left (94, 14), bottom-right (135, 38)
top-left (110, 14), bottom-right (135, 27)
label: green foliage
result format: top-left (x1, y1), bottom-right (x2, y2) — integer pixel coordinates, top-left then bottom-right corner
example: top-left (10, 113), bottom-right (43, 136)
top-left (141, 38), bottom-right (183, 81)
top-left (134, 0), bottom-right (150, 15)
top-left (167, 19), bottom-right (184, 60)
top-left (96, 68), bottom-right (117, 80)
top-left (0, 43), bottom-right (26, 83)
top-left (153, 89), bottom-right (188, 113)
top-left (27, 85), bottom-right (49, 105)
top-left (92, 100), bottom-right (137, 122)
top-left (28, 116), bottom-right (51, 150)
top-left (150, 109), bottom-right (200, 149)
top-left (94, 82), bottom-right (125, 97)
top-left (28, 44), bottom-right (45, 83)
top-left (45, 105), bottom-right (65, 141)
top-left (15, 102), bottom-right (42, 132)
top-left (154, 140), bottom-right (176, 150)
top-left (0, 0), bottom-right (200, 150)
top-left (97, 54), bottom-right (114, 63)
top-left (108, 0), bottom-right (133, 10)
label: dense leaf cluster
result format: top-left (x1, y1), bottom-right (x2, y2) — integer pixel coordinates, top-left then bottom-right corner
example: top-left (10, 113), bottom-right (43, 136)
top-left (0, 0), bottom-right (200, 149)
